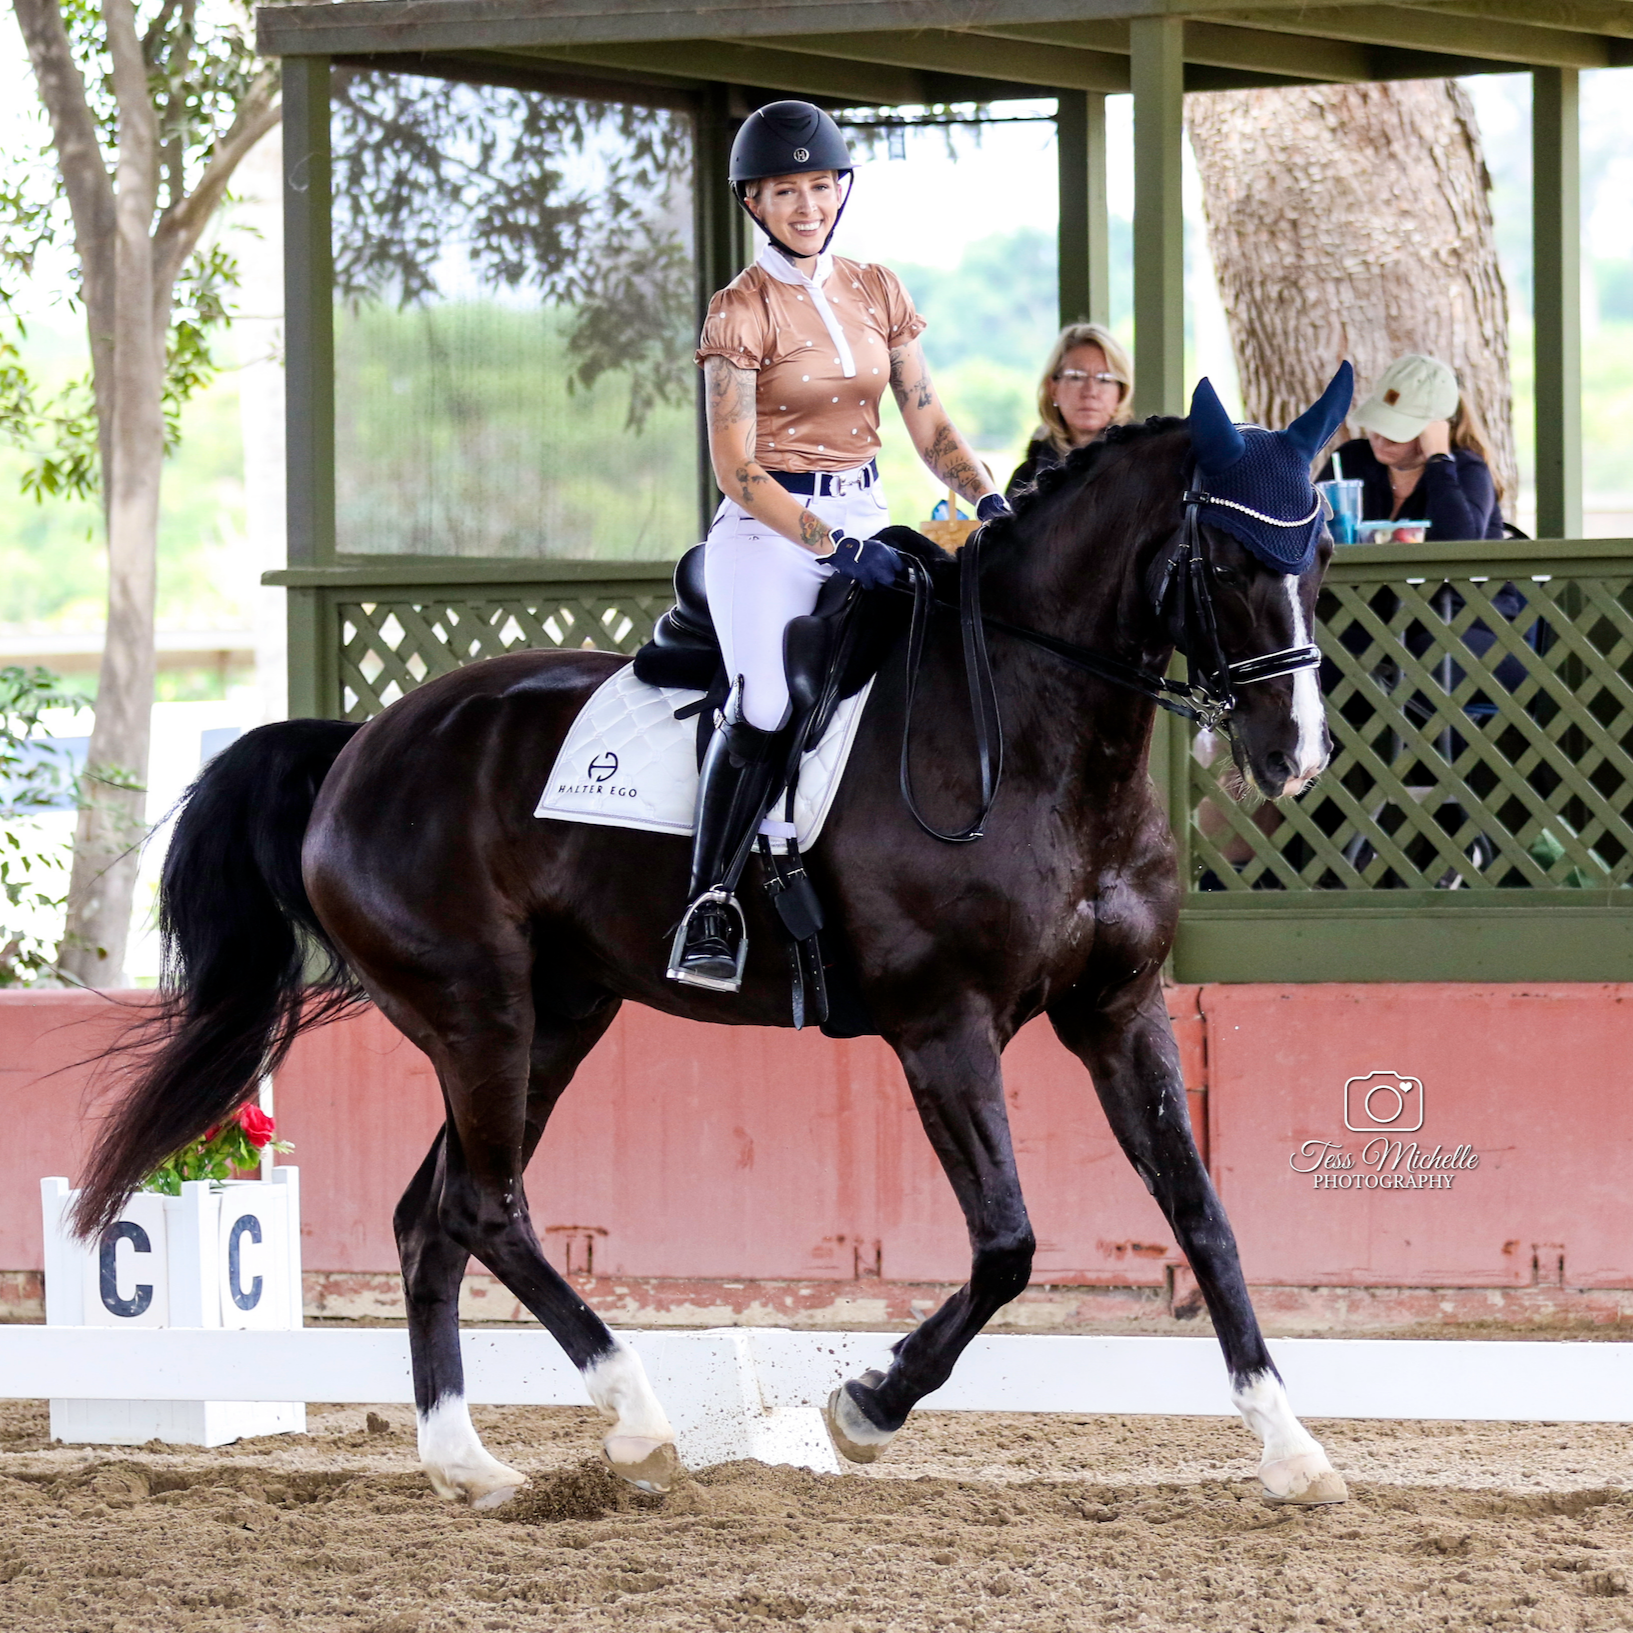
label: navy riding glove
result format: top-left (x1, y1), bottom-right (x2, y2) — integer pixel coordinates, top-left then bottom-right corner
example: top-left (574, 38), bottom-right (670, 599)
top-left (976, 493), bottom-right (1012, 523)
top-left (819, 531), bottom-right (901, 590)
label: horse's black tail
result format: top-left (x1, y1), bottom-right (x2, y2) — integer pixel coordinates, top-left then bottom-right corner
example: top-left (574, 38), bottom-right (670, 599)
top-left (71, 719), bottom-right (366, 1240)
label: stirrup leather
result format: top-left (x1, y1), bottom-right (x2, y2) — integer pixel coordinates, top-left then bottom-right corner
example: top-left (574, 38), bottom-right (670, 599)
top-left (667, 888), bottom-right (750, 992)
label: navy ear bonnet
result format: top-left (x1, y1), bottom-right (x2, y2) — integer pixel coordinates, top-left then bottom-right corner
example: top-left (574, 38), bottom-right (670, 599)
top-left (1187, 362), bottom-right (1353, 575)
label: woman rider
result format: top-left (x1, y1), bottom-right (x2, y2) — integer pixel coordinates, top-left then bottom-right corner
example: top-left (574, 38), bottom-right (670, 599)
top-left (671, 100), bottom-right (1009, 991)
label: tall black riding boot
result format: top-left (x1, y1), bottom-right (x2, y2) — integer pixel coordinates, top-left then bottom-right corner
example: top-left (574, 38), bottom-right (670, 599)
top-left (667, 685), bottom-right (782, 992)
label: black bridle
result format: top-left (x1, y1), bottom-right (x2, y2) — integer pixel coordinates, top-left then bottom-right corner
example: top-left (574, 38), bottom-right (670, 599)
top-left (897, 483), bottom-right (1323, 844)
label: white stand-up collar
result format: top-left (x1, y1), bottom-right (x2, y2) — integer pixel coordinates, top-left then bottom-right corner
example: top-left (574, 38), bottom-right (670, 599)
top-left (756, 244), bottom-right (856, 379)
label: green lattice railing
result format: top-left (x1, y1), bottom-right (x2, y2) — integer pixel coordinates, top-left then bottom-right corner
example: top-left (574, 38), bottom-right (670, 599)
top-left (264, 561), bottom-right (676, 724)
top-left (1171, 538), bottom-right (1633, 982)
top-left (268, 542), bottom-right (1633, 981)
top-left (337, 584), bottom-right (673, 719)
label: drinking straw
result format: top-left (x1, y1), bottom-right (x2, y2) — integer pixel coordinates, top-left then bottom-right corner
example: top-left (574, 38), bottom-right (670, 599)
top-left (1332, 450), bottom-right (1345, 482)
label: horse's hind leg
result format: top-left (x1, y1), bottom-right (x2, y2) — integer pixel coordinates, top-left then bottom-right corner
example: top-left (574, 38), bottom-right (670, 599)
top-left (1050, 979), bottom-right (1346, 1506)
top-left (392, 993), bottom-right (677, 1503)
top-left (395, 1127), bottom-right (525, 1507)
top-left (825, 1011), bottom-right (1035, 1463)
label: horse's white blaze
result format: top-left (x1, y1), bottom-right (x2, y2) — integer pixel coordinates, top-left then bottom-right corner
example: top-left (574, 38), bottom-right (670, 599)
top-left (418, 1393), bottom-right (526, 1508)
top-left (583, 1336), bottom-right (674, 1442)
top-left (1283, 577), bottom-right (1327, 789)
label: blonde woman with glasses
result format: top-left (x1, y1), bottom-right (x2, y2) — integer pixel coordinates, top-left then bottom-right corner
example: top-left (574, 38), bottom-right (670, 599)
top-left (1006, 323), bottom-right (1135, 498)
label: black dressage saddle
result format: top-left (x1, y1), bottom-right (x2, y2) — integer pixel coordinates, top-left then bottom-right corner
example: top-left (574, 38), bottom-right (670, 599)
top-left (633, 540), bottom-right (885, 770)
top-left (631, 529), bottom-right (952, 1036)
top-left (633, 530), bottom-right (955, 784)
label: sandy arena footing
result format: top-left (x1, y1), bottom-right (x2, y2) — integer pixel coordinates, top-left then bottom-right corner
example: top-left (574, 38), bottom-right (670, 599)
top-left (1, 1400), bottom-right (1631, 1629)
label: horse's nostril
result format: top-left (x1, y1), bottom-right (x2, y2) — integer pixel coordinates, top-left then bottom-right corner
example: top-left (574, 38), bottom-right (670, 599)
top-left (1264, 751), bottom-right (1295, 780)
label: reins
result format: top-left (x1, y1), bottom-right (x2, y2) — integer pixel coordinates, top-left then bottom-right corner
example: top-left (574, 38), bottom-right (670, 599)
top-left (895, 476), bottom-right (1323, 844)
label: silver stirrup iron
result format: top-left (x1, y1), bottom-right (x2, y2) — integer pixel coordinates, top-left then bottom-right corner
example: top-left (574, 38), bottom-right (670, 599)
top-left (666, 889), bottom-right (750, 992)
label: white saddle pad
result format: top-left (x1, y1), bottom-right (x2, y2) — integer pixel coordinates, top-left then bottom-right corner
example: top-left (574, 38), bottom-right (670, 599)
top-left (533, 663), bottom-right (873, 846)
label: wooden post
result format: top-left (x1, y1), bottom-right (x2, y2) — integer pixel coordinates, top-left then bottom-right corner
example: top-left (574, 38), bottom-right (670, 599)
top-left (1056, 90), bottom-right (1110, 329)
top-left (693, 86), bottom-right (748, 539)
top-left (282, 58), bottom-right (334, 571)
top-left (1532, 67), bottom-right (1582, 541)
top-left (281, 58), bottom-right (334, 719)
top-left (1131, 17), bottom-right (1185, 420)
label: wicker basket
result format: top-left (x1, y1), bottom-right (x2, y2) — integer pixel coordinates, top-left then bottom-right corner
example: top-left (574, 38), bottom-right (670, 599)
top-left (920, 486), bottom-right (979, 551)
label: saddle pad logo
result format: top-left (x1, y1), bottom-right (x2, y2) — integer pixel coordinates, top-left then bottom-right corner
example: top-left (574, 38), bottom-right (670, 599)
top-left (534, 665), bottom-right (874, 846)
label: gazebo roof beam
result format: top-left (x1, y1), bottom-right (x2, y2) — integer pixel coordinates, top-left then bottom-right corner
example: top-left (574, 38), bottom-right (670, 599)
top-left (530, 40), bottom-right (934, 103)
top-left (254, 1), bottom-right (1414, 62)
top-left (1216, 6), bottom-right (1619, 69)
top-left (333, 49), bottom-right (706, 104)
top-left (1407, 1), bottom-right (1633, 40)
top-left (771, 29), bottom-right (1130, 92)
top-left (976, 19), bottom-right (1374, 80)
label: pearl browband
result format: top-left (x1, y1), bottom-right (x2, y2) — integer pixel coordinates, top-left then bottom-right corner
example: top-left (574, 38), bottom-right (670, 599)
top-left (1189, 489), bottom-right (1323, 529)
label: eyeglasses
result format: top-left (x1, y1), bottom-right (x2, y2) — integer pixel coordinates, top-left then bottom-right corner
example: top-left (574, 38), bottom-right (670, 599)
top-left (1054, 369), bottom-right (1122, 388)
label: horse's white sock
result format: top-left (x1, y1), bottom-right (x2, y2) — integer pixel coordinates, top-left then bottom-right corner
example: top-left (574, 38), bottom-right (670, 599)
top-left (583, 1337), bottom-right (674, 1441)
top-left (1231, 1369), bottom-right (1324, 1464)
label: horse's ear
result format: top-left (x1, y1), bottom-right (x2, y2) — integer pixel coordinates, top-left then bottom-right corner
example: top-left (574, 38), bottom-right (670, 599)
top-left (1284, 361), bottom-right (1354, 461)
top-left (1188, 377), bottom-right (1246, 472)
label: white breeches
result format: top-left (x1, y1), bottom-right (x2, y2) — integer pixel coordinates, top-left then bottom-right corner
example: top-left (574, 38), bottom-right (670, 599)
top-left (704, 472), bottom-right (890, 731)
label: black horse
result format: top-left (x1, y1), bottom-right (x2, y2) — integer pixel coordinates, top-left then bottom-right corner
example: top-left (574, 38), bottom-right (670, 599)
top-left (75, 381), bottom-right (1348, 1510)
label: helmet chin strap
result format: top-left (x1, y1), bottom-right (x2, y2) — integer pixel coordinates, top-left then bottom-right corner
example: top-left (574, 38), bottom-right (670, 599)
top-left (738, 173), bottom-right (853, 261)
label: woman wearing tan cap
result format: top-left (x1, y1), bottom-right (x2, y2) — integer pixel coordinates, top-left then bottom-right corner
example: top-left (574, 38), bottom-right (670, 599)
top-left (673, 100), bottom-right (1005, 991)
top-left (1005, 322), bottom-right (1134, 498)
top-left (1318, 354), bottom-right (1505, 541)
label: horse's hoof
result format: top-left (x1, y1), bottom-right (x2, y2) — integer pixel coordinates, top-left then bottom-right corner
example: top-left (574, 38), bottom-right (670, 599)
top-left (1259, 1453), bottom-right (1348, 1506)
top-left (823, 1372), bottom-right (898, 1465)
top-left (423, 1458), bottom-right (528, 1509)
top-left (604, 1434), bottom-right (682, 1493)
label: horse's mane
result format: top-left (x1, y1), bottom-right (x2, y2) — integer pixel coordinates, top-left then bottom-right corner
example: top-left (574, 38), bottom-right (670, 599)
top-left (978, 414), bottom-right (1189, 559)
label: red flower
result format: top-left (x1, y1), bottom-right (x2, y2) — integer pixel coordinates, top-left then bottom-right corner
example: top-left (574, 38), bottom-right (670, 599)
top-left (236, 1103), bottom-right (277, 1150)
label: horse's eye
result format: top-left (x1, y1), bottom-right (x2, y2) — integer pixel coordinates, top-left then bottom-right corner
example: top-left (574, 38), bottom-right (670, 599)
top-left (1213, 565), bottom-right (1244, 590)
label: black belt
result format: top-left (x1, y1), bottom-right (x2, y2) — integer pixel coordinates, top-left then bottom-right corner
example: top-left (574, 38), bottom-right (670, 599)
top-left (769, 460), bottom-right (878, 498)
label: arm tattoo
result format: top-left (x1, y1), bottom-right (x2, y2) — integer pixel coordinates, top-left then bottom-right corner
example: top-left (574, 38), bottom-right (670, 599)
top-left (924, 420), bottom-right (985, 502)
top-left (733, 463), bottom-right (772, 507)
top-left (706, 357), bottom-right (757, 427)
top-left (797, 509), bottom-right (832, 551)
top-left (888, 344), bottom-right (934, 411)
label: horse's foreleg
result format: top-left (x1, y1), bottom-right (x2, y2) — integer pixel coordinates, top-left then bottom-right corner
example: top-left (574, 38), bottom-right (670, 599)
top-left (825, 1015), bottom-right (1034, 1464)
top-left (1050, 981), bottom-right (1346, 1505)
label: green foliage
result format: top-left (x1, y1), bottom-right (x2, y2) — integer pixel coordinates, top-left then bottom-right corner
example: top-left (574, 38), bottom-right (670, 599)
top-left (330, 71), bottom-right (694, 433)
top-left (0, 339), bottom-right (251, 637)
top-left (0, 665), bottom-right (80, 986)
top-left (141, 1105), bottom-right (292, 1195)
top-left (0, 0), bottom-right (261, 501)
top-left (334, 301), bottom-right (696, 560)
top-left (897, 227), bottom-right (1061, 376)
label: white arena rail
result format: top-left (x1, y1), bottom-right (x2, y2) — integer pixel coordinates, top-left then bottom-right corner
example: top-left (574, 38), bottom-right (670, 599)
top-left (1, 1327), bottom-right (1631, 1473)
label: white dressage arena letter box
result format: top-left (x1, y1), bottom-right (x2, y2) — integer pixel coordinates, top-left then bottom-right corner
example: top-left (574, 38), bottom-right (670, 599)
top-left (41, 1170), bottom-right (306, 1446)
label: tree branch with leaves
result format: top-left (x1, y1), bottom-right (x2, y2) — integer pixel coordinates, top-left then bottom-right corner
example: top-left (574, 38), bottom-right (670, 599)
top-left (5, 0), bottom-right (278, 984)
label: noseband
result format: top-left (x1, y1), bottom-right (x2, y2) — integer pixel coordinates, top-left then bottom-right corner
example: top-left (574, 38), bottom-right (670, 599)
top-left (1143, 484), bottom-right (1324, 731)
top-left (897, 476), bottom-right (1324, 843)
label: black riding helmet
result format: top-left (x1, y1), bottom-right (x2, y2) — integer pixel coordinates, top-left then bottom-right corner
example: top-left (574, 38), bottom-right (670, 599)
top-left (729, 100), bottom-right (854, 260)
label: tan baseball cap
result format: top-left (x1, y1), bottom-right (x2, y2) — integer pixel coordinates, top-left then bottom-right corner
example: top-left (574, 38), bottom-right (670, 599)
top-left (1354, 355), bottom-right (1460, 443)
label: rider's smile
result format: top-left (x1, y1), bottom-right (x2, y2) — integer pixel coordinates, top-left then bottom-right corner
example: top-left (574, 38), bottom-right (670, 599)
top-left (752, 174), bottom-right (839, 266)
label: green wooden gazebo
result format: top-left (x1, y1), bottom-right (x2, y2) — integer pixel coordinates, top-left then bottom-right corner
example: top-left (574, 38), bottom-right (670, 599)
top-left (256, 0), bottom-right (1633, 983)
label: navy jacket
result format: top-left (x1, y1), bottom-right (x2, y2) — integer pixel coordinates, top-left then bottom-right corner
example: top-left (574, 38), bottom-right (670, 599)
top-left (1319, 438), bottom-right (1503, 542)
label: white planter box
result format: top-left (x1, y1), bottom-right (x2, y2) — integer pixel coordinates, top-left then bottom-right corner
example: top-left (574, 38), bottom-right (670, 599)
top-left (40, 1169), bottom-right (306, 1446)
